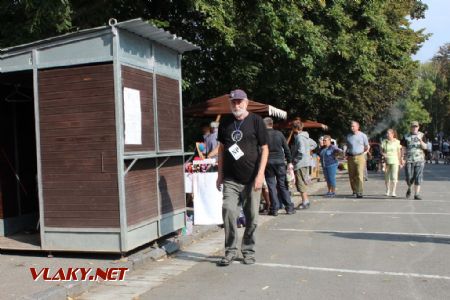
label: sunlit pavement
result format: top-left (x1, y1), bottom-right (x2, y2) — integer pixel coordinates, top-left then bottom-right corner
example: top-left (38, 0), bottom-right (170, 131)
top-left (79, 163), bottom-right (450, 300)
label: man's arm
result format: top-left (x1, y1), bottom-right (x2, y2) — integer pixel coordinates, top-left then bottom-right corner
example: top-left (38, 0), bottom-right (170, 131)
top-left (363, 134), bottom-right (370, 153)
top-left (207, 145), bottom-right (219, 158)
top-left (291, 136), bottom-right (301, 164)
top-left (254, 144), bottom-right (269, 190)
top-left (309, 138), bottom-right (317, 151)
top-left (216, 143), bottom-right (224, 191)
top-left (280, 133), bottom-right (292, 163)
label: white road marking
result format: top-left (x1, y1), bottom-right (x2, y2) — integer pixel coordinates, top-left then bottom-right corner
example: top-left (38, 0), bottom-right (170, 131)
top-left (313, 199), bottom-right (450, 203)
top-left (299, 210), bottom-right (450, 216)
top-left (254, 262), bottom-right (450, 281)
top-left (273, 228), bottom-right (450, 239)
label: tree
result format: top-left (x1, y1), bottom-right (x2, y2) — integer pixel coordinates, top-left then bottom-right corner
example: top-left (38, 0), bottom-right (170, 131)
top-left (396, 81), bottom-right (432, 137)
top-left (0, 0), bottom-right (72, 47)
top-left (0, 0), bottom-right (429, 139)
top-left (429, 44), bottom-right (450, 135)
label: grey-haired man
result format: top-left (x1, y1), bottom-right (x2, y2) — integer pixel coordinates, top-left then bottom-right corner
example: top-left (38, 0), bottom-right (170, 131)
top-left (216, 89), bottom-right (269, 266)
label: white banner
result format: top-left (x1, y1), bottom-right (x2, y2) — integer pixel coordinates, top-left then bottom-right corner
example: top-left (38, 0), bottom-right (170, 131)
top-left (193, 173), bottom-right (223, 225)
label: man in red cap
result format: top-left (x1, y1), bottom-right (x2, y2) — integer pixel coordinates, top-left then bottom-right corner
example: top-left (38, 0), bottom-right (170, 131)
top-left (216, 89), bottom-right (269, 266)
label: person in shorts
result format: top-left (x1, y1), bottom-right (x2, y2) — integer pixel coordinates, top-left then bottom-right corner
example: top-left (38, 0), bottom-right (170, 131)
top-left (401, 121), bottom-right (427, 200)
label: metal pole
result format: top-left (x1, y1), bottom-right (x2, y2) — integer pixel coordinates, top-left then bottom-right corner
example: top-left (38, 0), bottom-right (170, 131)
top-left (111, 21), bottom-right (129, 253)
top-left (33, 49), bottom-right (46, 249)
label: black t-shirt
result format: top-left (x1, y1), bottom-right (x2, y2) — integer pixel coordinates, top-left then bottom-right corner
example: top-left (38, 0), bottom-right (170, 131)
top-left (432, 141), bottom-right (440, 151)
top-left (218, 112), bottom-right (268, 184)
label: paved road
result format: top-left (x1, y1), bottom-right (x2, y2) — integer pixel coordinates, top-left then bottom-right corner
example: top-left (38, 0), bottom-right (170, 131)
top-left (80, 163), bottom-right (450, 300)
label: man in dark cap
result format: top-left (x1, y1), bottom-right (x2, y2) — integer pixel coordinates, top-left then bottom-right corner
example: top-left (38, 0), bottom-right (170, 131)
top-left (216, 89), bottom-right (269, 266)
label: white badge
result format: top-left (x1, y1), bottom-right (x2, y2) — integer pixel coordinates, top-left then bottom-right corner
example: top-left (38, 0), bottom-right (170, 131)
top-left (228, 143), bottom-right (244, 160)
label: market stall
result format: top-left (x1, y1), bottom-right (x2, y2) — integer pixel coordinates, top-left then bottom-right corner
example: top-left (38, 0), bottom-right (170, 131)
top-left (184, 94), bottom-right (288, 119)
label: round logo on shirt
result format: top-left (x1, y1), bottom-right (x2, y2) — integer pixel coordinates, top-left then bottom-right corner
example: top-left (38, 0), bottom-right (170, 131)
top-left (231, 130), bottom-right (243, 142)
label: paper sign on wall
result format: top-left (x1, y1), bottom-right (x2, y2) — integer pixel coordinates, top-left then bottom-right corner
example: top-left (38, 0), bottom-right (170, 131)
top-left (123, 87), bottom-right (142, 145)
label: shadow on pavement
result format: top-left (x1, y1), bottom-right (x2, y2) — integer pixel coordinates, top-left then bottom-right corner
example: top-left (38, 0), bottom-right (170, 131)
top-left (175, 251), bottom-right (222, 264)
top-left (323, 231), bottom-right (450, 245)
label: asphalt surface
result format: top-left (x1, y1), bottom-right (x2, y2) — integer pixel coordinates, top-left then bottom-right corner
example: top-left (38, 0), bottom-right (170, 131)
top-left (137, 163), bottom-right (450, 300)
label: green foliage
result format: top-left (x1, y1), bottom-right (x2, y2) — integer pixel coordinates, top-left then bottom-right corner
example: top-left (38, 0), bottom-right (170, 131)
top-left (0, 0), bottom-right (72, 47)
top-left (0, 0), bottom-right (428, 140)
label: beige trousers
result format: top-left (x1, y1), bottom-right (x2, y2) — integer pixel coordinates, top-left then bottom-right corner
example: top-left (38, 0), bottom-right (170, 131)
top-left (347, 154), bottom-right (366, 194)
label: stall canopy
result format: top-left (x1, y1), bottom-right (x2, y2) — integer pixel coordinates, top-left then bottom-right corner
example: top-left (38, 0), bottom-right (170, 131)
top-left (275, 119), bottom-right (328, 130)
top-left (184, 94), bottom-right (288, 119)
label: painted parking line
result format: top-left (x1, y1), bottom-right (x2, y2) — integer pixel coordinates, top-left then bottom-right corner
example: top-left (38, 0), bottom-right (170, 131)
top-left (254, 262), bottom-right (450, 281)
top-left (313, 199), bottom-right (450, 203)
top-left (298, 211), bottom-right (450, 216)
top-left (272, 228), bottom-right (450, 239)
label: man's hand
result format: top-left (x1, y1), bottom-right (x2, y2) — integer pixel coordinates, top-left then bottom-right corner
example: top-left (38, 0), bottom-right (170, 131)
top-left (254, 174), bottom-right (264, 191)
top-left (216, 173), bottom-right (223, 191)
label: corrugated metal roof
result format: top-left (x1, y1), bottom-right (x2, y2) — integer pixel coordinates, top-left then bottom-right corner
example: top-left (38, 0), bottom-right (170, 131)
top-left (116, 19), bottom-right (200, 53)
top-left (0, 18), bottom-right (199, 55)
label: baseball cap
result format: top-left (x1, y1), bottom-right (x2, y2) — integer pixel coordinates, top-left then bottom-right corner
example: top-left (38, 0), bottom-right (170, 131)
top-left (229, 89), bottom-right (247, 100)
top-left (410, 121), bottom-right (419, 127)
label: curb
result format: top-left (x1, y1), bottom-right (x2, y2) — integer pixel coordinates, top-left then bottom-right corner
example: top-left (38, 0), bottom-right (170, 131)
top-left (25, 182), bottom-right (325, 300)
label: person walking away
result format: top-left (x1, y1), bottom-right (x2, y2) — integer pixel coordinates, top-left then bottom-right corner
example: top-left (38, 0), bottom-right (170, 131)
top-left (401, 121), bottom-right (427, 200)
top-left (345, 121), bottom-right (370, 198)
top-left (442, 139), bottom-right (449, 163)
top-left (263, 117), bottom-right (295, 216)
top-left (291, 121), bottom-right (317, 209)
top-left (205, 121), bottom-right (220, 160)
top-left (216, 89), bottom-right (268, 266)
top-left (426, 138), bottom-right (432, 163)
top-left (432, 138), bottom-right (440, 164)
top-left (381, 129), bottom-right (403, 197)
top-left (319, 135), bottom-right (343, 197)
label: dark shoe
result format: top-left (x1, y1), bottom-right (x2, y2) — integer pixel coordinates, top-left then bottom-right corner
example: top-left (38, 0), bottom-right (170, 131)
top-left (286, 209), bottom-right (296, 215)
top-left (356, 193), bottom-right (363, 198)
top-left (414, 195), bottom-right (422, 200)
top-left (406, 188), bottom-right (411, 199)
top-left (352, 191), bottom-right (356, 196)
top-left (217, 254), bottom-right (237, 266)
top-left (268, 211), bottom-right (278, 216)
top-left (243, 256), bottom-right (256, 265)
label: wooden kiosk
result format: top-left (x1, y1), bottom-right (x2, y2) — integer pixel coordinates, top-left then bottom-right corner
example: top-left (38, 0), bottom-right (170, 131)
top-left (0, 19), bottom-right (198, 253)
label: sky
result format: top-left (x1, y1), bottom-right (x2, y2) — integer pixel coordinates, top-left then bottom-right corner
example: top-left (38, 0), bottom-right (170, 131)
top-left (410, 0), bottom-right (450, 62)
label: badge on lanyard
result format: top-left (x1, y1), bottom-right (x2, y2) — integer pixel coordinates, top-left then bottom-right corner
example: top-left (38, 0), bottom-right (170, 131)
top-left (229, 119), bottom-right (245, 160)
top-left (228, 143), bottom-right (244, 160)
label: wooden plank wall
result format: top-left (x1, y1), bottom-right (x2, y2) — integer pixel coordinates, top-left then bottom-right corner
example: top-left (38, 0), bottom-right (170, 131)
top-left (156, 75), bottom-right (182, 151)
top-left (39, 63), bottom-right (120, 228)
top-left (122, 66), bottom-right (155, 153)
top-left (125, 159), bottom-right (158, 226)
top-left (158, 157), bottom-right (185, 215)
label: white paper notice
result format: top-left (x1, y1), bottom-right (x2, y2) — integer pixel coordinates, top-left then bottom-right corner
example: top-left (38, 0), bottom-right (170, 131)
top-left (123, 87), bottom-right (142, 145)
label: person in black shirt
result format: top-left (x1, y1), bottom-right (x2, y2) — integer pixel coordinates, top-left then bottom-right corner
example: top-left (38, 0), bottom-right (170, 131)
top-left (432, 138), bottom-right (440, 164)
top-left (216, 89), bottom-right (269, 266)
top-left (263, 117), bottom-right (295, 215)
